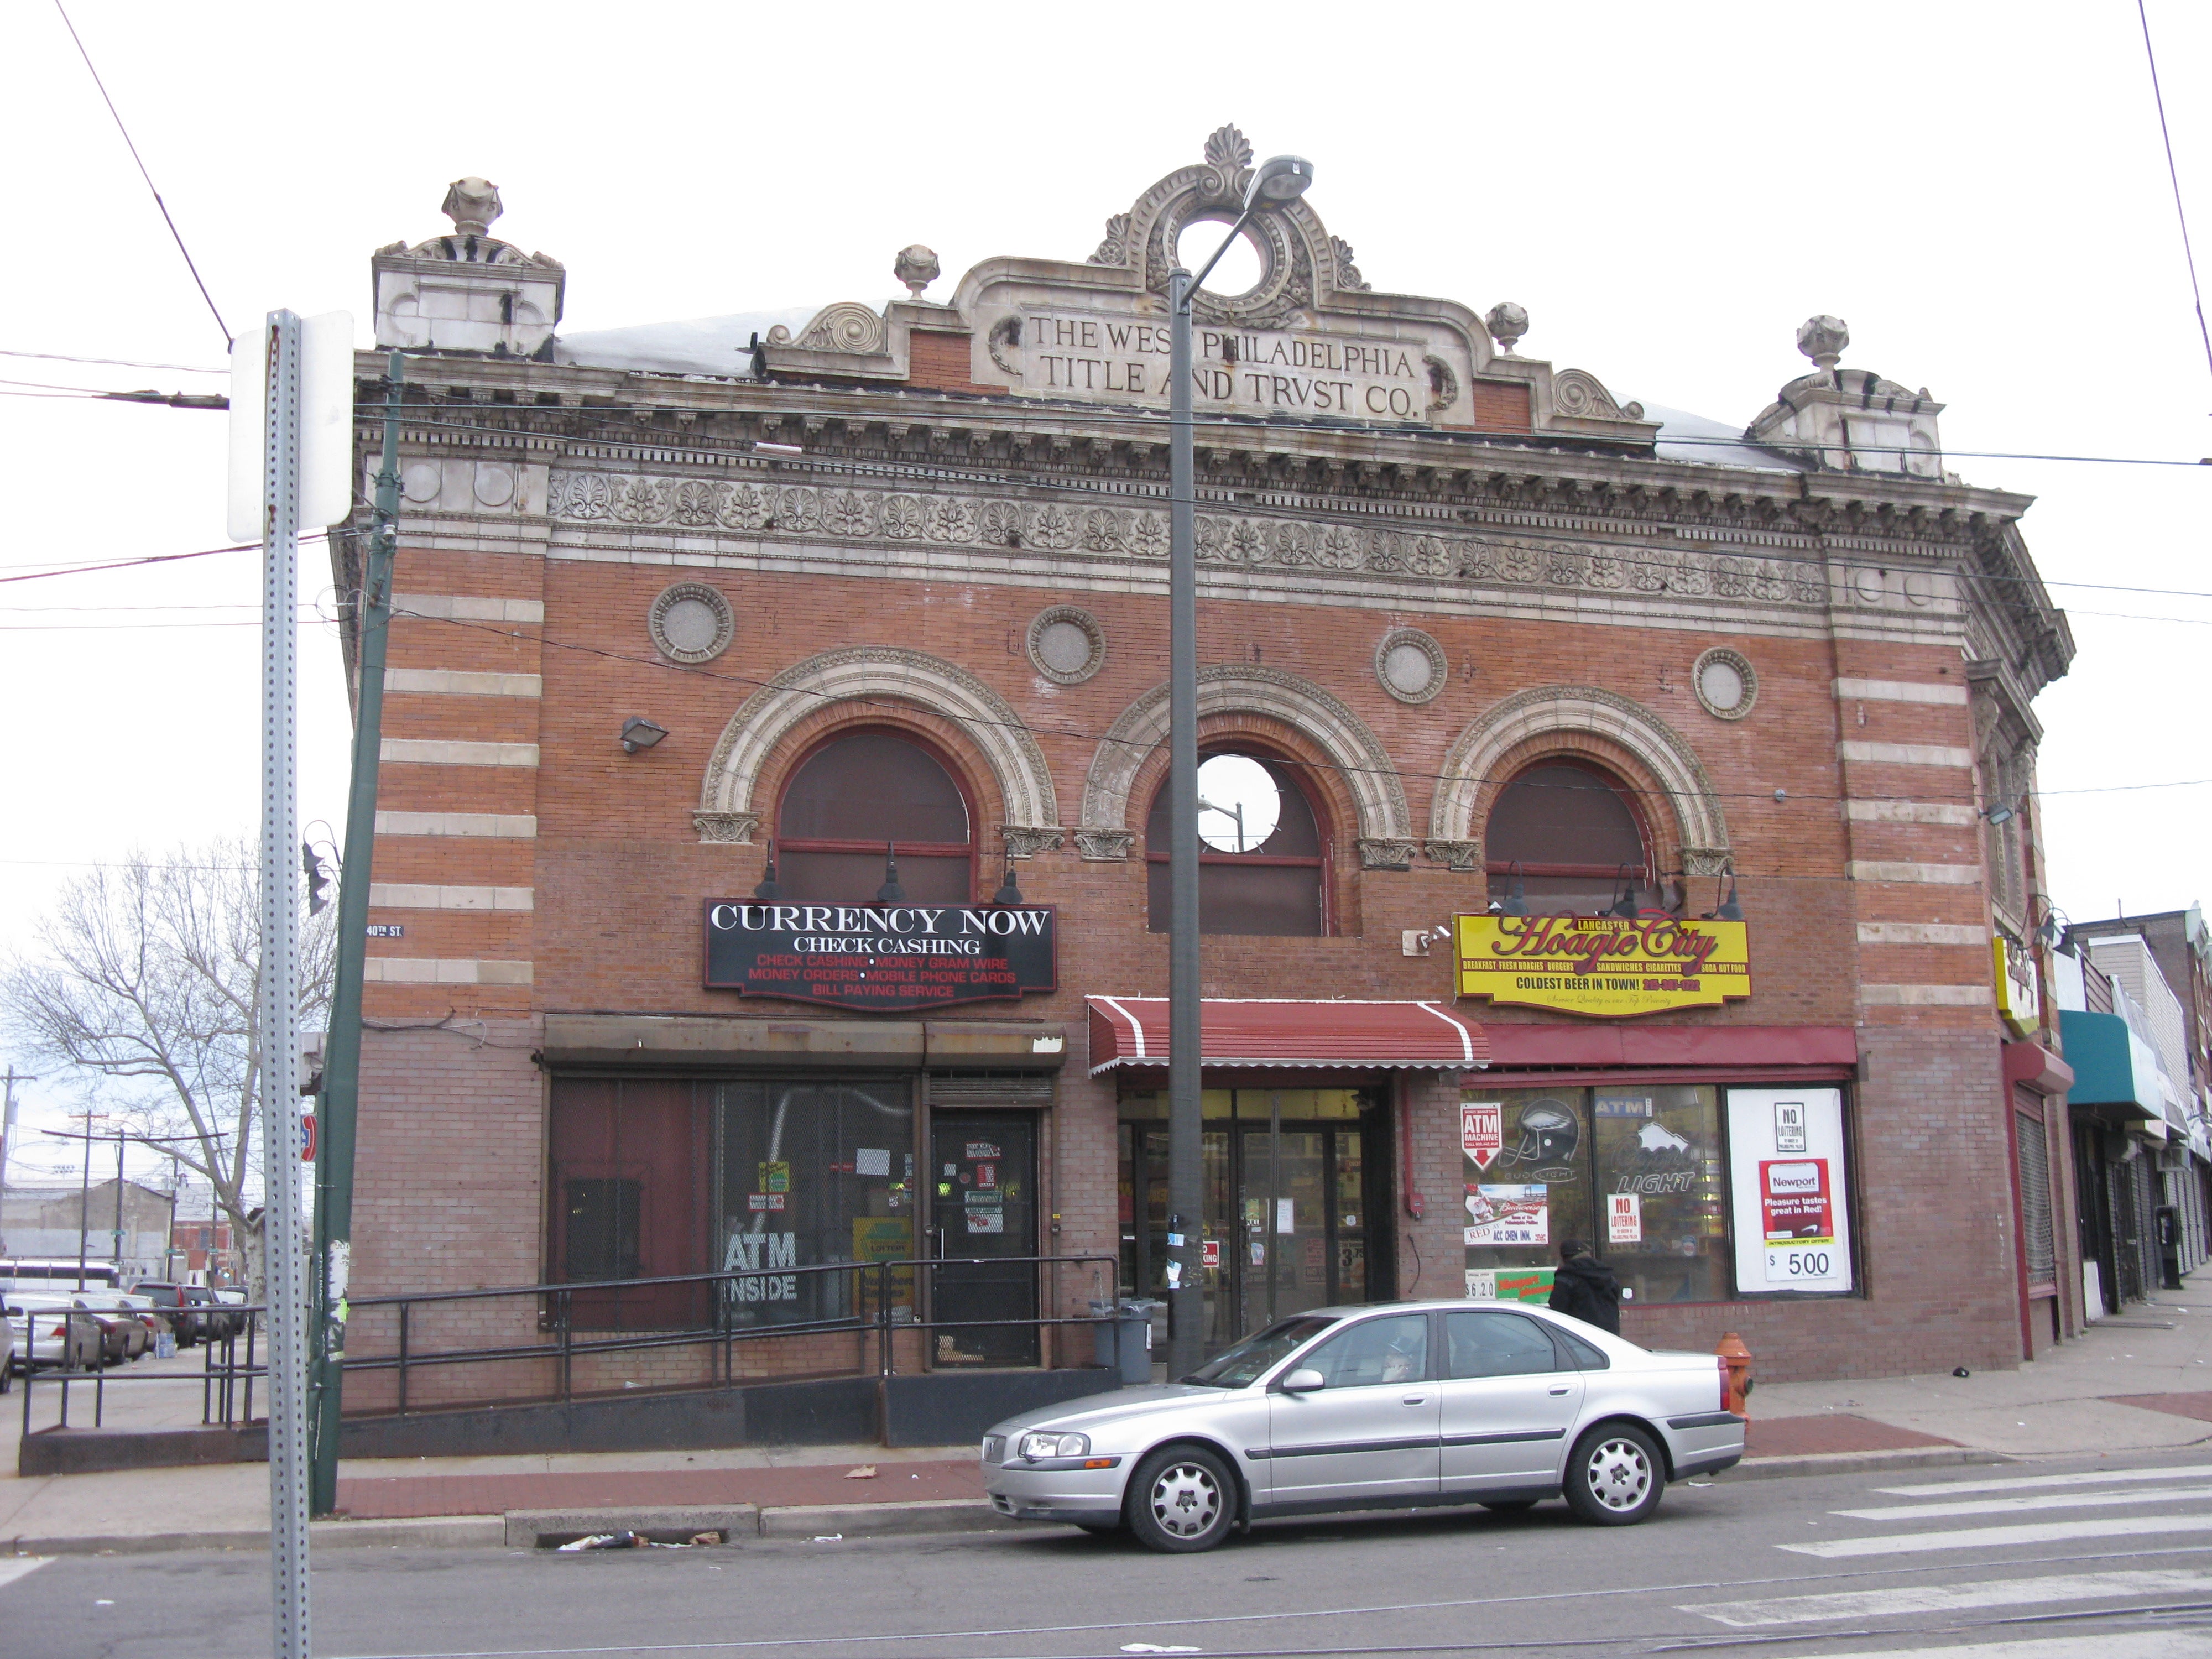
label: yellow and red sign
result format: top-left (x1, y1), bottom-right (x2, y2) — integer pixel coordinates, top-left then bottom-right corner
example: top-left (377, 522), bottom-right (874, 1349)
top-left (1453, 914), bottom-right (1751, 1018)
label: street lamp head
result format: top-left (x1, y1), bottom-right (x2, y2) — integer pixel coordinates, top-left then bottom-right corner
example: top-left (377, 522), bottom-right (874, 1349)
top-left (1243, 155), bottom-right (1314, 210)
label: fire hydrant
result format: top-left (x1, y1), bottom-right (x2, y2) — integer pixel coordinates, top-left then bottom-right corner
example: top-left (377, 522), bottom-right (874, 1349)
top-left (1717, 1331), bottom-right (1754, 1418)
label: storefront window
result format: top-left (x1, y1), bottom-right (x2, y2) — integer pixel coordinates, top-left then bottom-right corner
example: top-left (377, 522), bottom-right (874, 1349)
top-left (1461, 1084), bottom-right (1730, 1307)
top-left (775, 729), bottom-right (974, 903)
top-left (547, 1076), bottom-right (916, 1329)
top-left (1145, 750), bottom-right (1329, 936)
top-left (1484, 760), bottom-right (1652, 916)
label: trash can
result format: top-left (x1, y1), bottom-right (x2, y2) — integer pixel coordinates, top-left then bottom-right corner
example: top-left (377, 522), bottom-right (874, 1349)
top-left (1090, 1300), bottom-right (1158, 1384)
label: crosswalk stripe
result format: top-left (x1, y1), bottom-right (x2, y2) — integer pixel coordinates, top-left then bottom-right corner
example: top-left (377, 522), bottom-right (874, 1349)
top-left (0, 1559), bottom-right (49, 1592)
top-left (1780, 1513), bottom-right (2212, 1558)
top-left (1681, 1567), bottom-right (2212, 1627)
top-left (1878, 1465), bottom-right (2212, 1499)
top-left (1833, 1485), bottom-right (2212, 1521)
top-left (1756, 1636), bottom-right (2212, 1658)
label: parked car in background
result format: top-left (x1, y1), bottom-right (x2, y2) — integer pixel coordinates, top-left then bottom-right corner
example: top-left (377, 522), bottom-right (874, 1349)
top-left (74, 1302), bottom-right (135, 1366)
top-left (983, 1300), bottom-right (1745, 1552)
top-left (192, 1286), bottom-right (242, 1342)
top-left (6, 1293), bottom-right (101, 1373)
top-left (76, 1294), bottom-right (165, 1359)
top-left (131, 1282), bottom-right (204, 1346)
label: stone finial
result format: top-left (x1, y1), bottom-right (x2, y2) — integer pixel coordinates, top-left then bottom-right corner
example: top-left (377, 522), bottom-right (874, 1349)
top-left (441, 177), bottom-right (503, 236)
top-left (1797, 315), bottom-right (1849, 371)
top-left (894, 244), bottom-right (942, 299)
top-left (1485, 301), bottom-right (1529, 356)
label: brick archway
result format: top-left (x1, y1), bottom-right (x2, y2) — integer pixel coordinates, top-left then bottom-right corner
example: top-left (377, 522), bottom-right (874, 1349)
top-left (1077, 665), bottom-right (1415, 868)
top-left (694, 647), bottom-right (1062, 853)
top-left (1427, 685), bottom-right (1731, 876)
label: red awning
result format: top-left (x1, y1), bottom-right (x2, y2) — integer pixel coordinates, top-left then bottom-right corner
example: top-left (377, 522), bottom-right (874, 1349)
top-left (1086, 997), bottom-right (1487, 1074)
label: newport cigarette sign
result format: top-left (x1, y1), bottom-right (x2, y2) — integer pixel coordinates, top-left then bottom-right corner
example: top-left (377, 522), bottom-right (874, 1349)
top-left (705, 901), bottom-right (1057, 1011)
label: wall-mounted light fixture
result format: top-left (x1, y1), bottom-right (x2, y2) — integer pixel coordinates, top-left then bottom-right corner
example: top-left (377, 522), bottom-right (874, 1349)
top-left (1702, 868), bottom-right (1745, 922)
top-left (876, 843), bottom-right (906, 905)
top-left (1608, 862), bottom-right (1644, 920)
top-left (619, 717), bottom-right (668, 754)
top-left (1496, 860), bottom-right (1528, 917)
top-left (754, 841), bottom-right (784, 902)
top-left (1980, 801), bottom-right (2017, 826)
top-left (991, 860), bottom-right (1025, 906)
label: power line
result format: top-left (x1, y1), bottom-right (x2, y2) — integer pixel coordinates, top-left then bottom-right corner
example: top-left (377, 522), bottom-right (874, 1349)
top-left (0, 539), bottom-right (316, 586)
top-left (0, 347), bottom-right (225, 375)
top-left (2138, 0), bottom-right (2212, 389)
top-left (51, 2), bottom-right (231, 349)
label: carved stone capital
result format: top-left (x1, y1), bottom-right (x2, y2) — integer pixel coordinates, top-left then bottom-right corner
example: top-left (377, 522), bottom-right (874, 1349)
top-left (1680, 846), bottom-right (1733, 878)
top-left (1074, 828), bottom-right (1136, 862)
top-left (1423, 838), bottom-right (1482, 873)
top-left (1358, 837), bottom-right (1418, 872)
top-left (693, 811), bottom-right (759, 845)
top-left (1000, 825), bottom-right (1066, 860)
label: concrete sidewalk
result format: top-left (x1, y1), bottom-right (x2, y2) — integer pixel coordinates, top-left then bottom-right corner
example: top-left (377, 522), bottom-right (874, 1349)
top-left (9, 1278), bottom-right (2212, 1554)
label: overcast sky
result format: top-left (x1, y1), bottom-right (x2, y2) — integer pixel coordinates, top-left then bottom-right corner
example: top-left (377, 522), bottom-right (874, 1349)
top-left (3, 1), bottom-right (2209, 1181)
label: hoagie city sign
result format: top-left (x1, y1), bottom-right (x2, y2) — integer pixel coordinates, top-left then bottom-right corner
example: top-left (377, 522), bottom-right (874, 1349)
top-left (1453, 914), bottom-right (1751, 1018)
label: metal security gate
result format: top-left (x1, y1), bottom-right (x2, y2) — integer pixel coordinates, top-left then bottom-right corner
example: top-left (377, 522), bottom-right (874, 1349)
top-left (2015, 1108), bottom-right (2056, 1290)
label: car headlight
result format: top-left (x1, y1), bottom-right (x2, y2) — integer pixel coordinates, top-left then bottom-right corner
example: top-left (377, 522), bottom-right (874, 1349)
top-left (1018, 1431), bottom-right (1089, 1460)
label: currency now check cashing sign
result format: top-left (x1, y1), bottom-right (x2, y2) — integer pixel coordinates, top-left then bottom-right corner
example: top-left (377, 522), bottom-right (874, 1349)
top-left (705, 901), bottom-right (1057, 1012)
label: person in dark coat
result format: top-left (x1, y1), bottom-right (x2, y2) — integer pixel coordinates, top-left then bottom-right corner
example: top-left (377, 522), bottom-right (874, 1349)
top-left (1546, 1240), bottom-right (1623, 1335)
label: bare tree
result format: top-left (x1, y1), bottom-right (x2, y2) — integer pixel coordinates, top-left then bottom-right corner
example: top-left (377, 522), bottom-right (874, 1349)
top-left (0, 836), bottom-right (336, 1296)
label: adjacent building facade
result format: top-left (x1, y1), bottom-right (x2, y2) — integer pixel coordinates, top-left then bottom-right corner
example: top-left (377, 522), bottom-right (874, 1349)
top-left (339, 131), bottom-right (2079, 1405)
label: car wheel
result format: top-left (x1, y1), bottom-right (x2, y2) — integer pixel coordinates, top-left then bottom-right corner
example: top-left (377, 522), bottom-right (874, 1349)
top-left (1563, 1424), bottom-right (1664, 1526)
top-left (1126, 1446), bottom-right (1237, 1554)
top-left (1479, 1500), bottom-right (1537, 1514)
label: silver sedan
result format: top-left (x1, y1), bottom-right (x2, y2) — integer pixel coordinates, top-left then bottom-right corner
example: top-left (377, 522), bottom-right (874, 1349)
top-left (982, 1299), bottom-right (1744, 1552)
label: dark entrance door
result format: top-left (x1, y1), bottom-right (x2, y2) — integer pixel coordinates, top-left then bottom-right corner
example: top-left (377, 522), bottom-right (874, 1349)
top-left (930, 1113), bottom-right (1039, 1366)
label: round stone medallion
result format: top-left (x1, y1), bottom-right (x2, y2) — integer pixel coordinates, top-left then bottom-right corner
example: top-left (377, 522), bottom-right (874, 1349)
top-left (1692, 646), bottom-right (1757, 721)
top-left (1374, 627), bottom-right (1446, 705)
top-left (1026, 606), bottom-right (1105, 684)
top-left (649, 582), bottom-right (734, 664)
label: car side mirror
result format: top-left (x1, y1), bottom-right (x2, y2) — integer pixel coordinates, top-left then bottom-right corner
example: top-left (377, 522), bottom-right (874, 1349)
top-left (1279, 1368), bottom-right (1326, 1394)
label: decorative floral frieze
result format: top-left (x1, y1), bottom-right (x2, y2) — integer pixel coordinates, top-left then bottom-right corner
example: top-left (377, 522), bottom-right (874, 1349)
top-left (999, 825), bottom-right (1067, 860)
top-left (1357, 837), bottom-right (1419, 872)
top-left (1423, 839), bottom-right (1481, 872)
top-left (692, 810), bottom-right (759, 844)
top-left (1073, 828), bottom-right (1136, 862)
top-left (550, 471), bottom-right (1827, 606)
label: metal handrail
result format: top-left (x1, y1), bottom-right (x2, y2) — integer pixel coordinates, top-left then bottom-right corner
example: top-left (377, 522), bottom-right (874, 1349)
top-left (871, 1253), bottom-right (1120, 1377)
top-left (17, 1305), bottom-right (265, 1432)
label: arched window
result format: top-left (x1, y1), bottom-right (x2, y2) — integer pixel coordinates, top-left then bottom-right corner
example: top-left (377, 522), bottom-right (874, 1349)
top-left (774, 729), bottom-right (975, 903)
top-left (1484, 760), bottom-right (1652, 916)
top-left (1146, 750), bottom-right (1328, 936)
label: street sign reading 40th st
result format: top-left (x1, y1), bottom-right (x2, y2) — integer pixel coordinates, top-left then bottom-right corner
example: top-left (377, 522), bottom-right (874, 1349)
top-left (1453, 914), bottom-right (1750, 1018)
top-left (705, 901), bottom-right (1057, 1012)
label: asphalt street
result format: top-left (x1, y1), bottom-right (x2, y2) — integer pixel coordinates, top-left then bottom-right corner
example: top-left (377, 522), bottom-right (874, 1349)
top-left (13, 1452), bottom-right (2212, 1659)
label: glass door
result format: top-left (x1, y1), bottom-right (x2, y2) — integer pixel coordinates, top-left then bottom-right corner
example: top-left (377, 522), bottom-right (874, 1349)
top-left (1119, 1088), bottom-right (1386, 1351)
top-left (928, 1113), bottom-right (1038, 1366)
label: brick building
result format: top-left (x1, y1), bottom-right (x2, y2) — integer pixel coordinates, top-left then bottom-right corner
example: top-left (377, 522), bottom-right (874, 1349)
top-left (338, 132), bottom-right (2078, 1401)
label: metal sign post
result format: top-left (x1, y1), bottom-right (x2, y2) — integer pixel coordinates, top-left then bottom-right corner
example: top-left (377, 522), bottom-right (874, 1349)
top-left (257, 307), bottom-right (312, 1659)
top-left (231, 303), bottom-right (348, 1659)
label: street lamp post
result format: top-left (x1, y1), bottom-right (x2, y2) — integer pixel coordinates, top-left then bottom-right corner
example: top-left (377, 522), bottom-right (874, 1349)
top-left (1164, 154), bottom-right (1313, 1383)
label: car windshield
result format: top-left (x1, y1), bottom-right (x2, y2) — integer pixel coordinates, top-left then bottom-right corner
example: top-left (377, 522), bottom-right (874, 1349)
top-left (1178, 1316), bottom-right (1338, 1387)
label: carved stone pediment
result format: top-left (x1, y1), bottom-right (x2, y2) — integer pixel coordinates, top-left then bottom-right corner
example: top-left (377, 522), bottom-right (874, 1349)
top-left (758, 124), bottom-right (1657, 445)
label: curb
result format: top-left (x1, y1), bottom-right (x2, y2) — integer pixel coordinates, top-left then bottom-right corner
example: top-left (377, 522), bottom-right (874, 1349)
top-left (4, 1516), bottom-right (505, 1558)
top-left (1726, 1446), bottom-right (2013, 1481)
top-left (757, 1499), bottom-right (1016, 1538)
top-left (505, 1506), bottom-right (759, 1548)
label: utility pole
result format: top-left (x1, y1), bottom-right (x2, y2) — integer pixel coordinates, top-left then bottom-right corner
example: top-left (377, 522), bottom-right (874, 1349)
top-left (65, 1113), bottom-right (104, 1291)
top-left (0, 1068), bottom-right (35, 1256)
top-left (229, 304), bottom-right (349, 1659)
top-left (112, 1131), bottom-right (126, 1271)
top-left (311, 348), bottom-right (403, 1518)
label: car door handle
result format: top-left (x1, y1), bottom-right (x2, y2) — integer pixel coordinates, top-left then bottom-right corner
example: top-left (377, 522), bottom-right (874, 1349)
top-left (1548, 1386), bottom-right (1572, 1395)
top-left (1402, 1395), bottom-right (1428, 1405)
